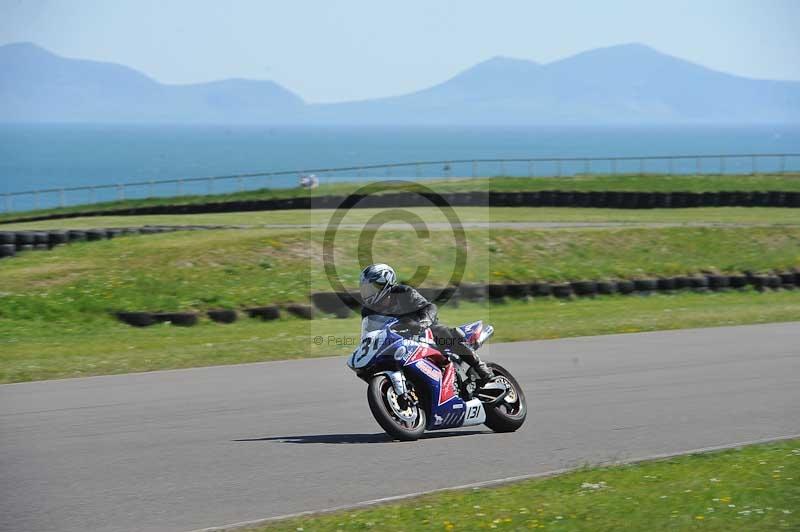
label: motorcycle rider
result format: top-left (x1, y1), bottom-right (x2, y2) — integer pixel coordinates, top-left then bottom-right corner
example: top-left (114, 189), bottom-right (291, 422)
top-left (359, 263), bottom-right (494, 381)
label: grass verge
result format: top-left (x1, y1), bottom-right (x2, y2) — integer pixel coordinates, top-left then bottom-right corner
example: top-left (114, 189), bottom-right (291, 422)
top-left (253, 438), bottom-right (800, 531)
top-left (1, 226), bottom-right (800, 321)
top-left (2, 291), bottom-right (800, 383)
top-left (2, 173), bottom-right (798, 223)
top-left (2, 206), bottom-right (800, 230)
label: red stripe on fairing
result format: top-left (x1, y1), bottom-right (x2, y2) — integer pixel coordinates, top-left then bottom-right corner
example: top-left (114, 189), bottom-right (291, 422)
top-left (468, 323), bottom-right (483, 344)
top-left (438, 363), bottom-right (457, 405)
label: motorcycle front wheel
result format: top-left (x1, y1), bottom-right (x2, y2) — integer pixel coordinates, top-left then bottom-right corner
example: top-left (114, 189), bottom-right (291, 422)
top-left (483, 362), bottom-right (527, 433)
top-left (367, 375), bottom-right (426, 441)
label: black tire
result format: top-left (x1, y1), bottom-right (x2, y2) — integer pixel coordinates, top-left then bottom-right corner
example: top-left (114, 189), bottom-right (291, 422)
top-left (504, 283), bottom-right (530, 300)
top-left (571, 280), bottom-right (597, 297)
top-left (457, 283), bottom-right (487, 302)
top-left (483, 362), bottom-right (527, 433)
top-left (707, 274), bottom-right (730, 291)
top-left (487, 284), bottom-right (507, 301)
top-left (633, 278), bottom-right (658, 293)
top-left (48, 231), bottom-right (68, 248)
top-left (617, 280), bottom-right (636, 294)
top-left (0, 232), bottom-right (15, 245)
top-left (656, 277), bottom-right (677, 291)
top-left (551, 283), bottom-right (573, 299)
top-left (310, 292), bottom-right (351, 315)
top-left (33, 232), bottom-right (49, 245)
top-left (367, 375), bottom-right (426, 441)
top-left (529, 282), bottom-right (552, 297)
top-left (153, 312), bottom-right (198, 326)
top-left (596, 280), bottom-right (618, 295)
top-left (729, 275), bottom-right (749, 289)
top-left (86, 229), bottom-right (106, 241)
top-left (286, 303), bottom-right (315, 320)
top-left (207, 309), bottom-right (238, 323)
top-left (116, 311), bottom-right (156, 327)
top-left (0, 243), bottom-right (16, 258)
top-left (245, 305), bottom-right (281, 320)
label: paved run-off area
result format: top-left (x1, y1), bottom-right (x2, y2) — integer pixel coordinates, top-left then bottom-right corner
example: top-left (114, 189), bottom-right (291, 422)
top-left (0, 323), bottom-right (798, 532)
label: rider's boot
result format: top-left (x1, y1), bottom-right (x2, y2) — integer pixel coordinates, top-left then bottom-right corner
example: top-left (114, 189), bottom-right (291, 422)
top-left (453, 342), bottom-right (494, 382)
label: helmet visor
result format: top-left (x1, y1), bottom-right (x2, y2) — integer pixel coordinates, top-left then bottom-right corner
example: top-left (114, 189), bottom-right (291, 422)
top-left (360, 280), bottom-right (390, 305)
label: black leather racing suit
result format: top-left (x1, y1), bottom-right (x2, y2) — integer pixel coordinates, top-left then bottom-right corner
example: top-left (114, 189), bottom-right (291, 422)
top-left (360, 285), bottom-right (482, 369)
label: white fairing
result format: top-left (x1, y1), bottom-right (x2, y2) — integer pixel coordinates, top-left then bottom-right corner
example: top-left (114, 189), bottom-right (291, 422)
top-left (347, 327), bottom-right (389, 370)
top-left (361, 315), bottom-right (395, 337)
top-left (460, 398), bottom-right (486, 426)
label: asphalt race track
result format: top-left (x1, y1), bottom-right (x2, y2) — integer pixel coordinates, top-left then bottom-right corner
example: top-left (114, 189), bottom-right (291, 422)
top-left (1, 323), bottom-right (798, 532)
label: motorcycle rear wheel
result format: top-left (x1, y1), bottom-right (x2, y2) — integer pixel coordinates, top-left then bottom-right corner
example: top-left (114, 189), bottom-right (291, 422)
top-left (367, 375), bottom-right (426, 441)
top-left (483, 362), bottom-right (527, 433)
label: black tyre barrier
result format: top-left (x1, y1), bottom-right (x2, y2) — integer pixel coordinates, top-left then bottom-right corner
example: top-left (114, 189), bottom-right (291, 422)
top-left (105, 229), bottom-right (123, 239)
top-left (570, 280), bottom-right (597, 296)
top-left (246, 306), bottom-right (281, 321)
top-left (729, 275), bottom-right (749, 289)
top-left (153, 312), bottom-right (198, 326)
top-left (6, 189), bottom-right (800, 226)
top-left (207, 309), bottom-right (238, 323)
top-left (674, 276), bottom-right (693, 290)
top-left (596, 280), bottom-right (618, 295)
top-left (121, 228), bottom-right (141, 235)
top-left (0, 243), bottom-right (16, 258)
top-left (749, 274), bottom-right (769, 291)
top-left (617, 280), bottom-right (636, 294)
top-left (706, 274), bottom-right (730, 291)
top-left (115, 311), bottom-right (156, 327)
top-left (0, 232), bottom-right (15, 245)
top-left (19, 244), bottom-right (34, 252)
top-left (47, 231), bottom-right (68, 247)
top-left (86, 229), bottom-right (107, 241)
top-left (337, 291), bottom-right (362, 311)
top-left (689, 276), bottom-right (709, 291)
top-left (529, 282), bottom-right (552, 297)
top-left (67, 230), bottom-right (87, 242)
top-left (487, 284), bottom-right (507, 300)
top-left (33, 232), bottom-right (49, 245)
top-left (794, 271), bottom-right (800, 285)
top-left (504, 283), bottom-right (530, 300)
top-left (286, 303), bottom-right (315, 320)
top-left (310, 292), bottom-right (353, 318)
top-left (633, 278), bottom-right (658, 293)
top-left (551, 283), bottom-right (573, 299)
top-left (456, 283), bottom-right (487, 302)
top-left (779, 272), bottom-right (797, 288)
top-left (766, 275), bottom-right (782, 290)
top-left (656, 277), bottom-right (677, 291)
top-left (15, 232), bottom-right (34, 249)
top-left (34, 243), bottom-right (49, 251)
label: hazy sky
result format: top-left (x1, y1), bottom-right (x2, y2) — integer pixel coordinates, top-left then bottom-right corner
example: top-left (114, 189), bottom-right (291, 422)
top-left (1, 0), bottom-right (799, 102)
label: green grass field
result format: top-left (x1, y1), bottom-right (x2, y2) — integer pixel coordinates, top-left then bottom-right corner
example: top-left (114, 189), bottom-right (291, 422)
top-left (2, 173), bottom-right (798, 223)
top-left (3, 206), bottom-right (800, 230)
top-left (254, 438), bottom-right (800, 531)
top-left (1, 226), bottom-right (799, 320)
top-left (3, 292), bottom-right (800, 383)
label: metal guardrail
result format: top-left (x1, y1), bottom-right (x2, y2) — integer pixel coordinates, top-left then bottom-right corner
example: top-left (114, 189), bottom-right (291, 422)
top-left (2, 153), bottom-right (799, 213)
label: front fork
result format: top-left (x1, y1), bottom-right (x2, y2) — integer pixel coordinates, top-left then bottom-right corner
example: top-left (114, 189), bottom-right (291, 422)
top-left (384, 370), bottom-right (419, 409)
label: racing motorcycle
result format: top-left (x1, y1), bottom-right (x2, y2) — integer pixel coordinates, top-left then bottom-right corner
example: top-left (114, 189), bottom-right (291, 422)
top-left (347, 315), bottom-right (526, 441)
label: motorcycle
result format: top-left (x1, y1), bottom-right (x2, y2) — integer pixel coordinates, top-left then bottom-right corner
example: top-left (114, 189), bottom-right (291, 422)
top-left (347, 315), bottom-right (526, 441)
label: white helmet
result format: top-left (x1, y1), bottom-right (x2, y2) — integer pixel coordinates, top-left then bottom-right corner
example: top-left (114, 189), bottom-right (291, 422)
top-left (359, 263), bottom-right (397, 306)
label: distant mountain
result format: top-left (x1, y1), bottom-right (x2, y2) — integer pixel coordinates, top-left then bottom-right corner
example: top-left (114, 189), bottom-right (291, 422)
top-left (1, 42), bottom-right (798, 125)
top-left (0, 42), bottom-right (304, 123)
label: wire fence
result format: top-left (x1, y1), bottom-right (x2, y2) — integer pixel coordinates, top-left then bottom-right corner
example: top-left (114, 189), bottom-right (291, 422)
top-left (3, 152), bottom-right (799, 213)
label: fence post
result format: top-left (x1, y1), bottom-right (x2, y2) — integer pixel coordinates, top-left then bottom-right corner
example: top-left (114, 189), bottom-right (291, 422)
top-left (117, 184), bottom-right (124, 201)
top-left (207, 177), bottom-right (214, 194)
